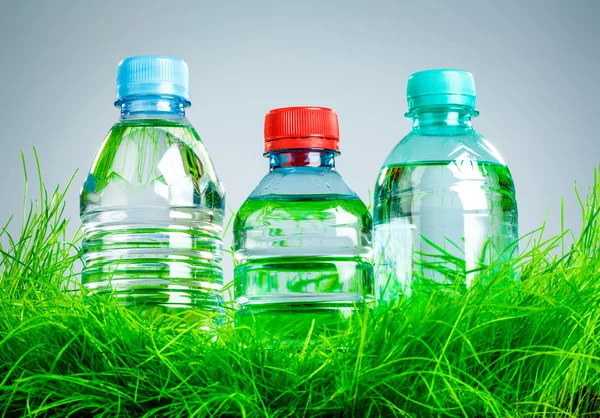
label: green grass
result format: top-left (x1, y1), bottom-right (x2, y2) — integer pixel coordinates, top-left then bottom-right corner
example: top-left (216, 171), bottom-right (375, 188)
top-left (2, 151), bottom-right (600, 417)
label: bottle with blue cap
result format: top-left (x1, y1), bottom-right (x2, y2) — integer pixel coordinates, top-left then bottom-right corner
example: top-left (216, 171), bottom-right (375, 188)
top-left (80, 56), bottom-right (226, 325)
top-left (373, 69), bottom-right (518, 301)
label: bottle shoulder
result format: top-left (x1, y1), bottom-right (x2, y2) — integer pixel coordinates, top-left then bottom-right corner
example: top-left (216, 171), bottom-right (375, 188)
top-left (382, 129), bottom-right (507, 168)
top-left (247, 167), bottom-right (359, 200)
top-left (95, 118), bottom-right (219, 179)
top-left (81, 118), bottom-right (225, 211)
top-left (235, 167), bottom-right (371, 227)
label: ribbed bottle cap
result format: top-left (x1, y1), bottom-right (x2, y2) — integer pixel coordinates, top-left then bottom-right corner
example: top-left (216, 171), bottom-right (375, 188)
top-left (264, 106), bottom-right (340, 152)
top-left (115, 55), bottom-right (190, 103)
top-left (406, 69), bottom-right (477, 113)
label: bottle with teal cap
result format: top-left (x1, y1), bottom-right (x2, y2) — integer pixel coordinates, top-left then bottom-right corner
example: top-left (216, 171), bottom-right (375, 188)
top-left (80, 56), bottom-right (226, 326)
top-left (373, 69), bottom-right (518, 301)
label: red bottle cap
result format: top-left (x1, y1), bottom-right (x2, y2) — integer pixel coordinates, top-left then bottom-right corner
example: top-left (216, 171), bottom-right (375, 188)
top-left (264, 106), bottom-right (340, 153)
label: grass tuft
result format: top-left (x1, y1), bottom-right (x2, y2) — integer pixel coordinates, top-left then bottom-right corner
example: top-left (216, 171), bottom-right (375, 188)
top-left (2, 152), bottom-right (600, 416)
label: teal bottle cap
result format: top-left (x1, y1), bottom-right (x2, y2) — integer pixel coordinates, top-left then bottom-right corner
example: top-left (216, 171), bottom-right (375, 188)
top-left (406, 69), bottom-right (477, 113)
top-left (115, 55), bottom-right (190, 103)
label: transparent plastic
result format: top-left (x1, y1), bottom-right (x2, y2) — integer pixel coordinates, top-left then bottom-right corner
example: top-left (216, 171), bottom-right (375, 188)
top-left (80, 96), bottom-right (226, 324)
top-left (373, 105), bottom-right (518, 301)
top-left (234, 150), bottom-right (373, 337)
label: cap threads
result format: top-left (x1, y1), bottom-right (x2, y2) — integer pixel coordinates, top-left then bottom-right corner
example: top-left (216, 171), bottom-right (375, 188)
top-left (264, 107), bottom-right (340, 152)
top-left (116, 56), bottom-right (190, 103)
top-left (406, 69), bottom-right (477, 113)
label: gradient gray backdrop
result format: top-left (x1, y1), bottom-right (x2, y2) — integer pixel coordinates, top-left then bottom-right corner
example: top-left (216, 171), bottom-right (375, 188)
top-left (1, 0), bottom-right (598, 282)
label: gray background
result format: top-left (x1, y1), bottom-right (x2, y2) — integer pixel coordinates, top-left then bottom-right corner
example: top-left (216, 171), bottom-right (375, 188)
top-left (0, 0), bottom-right (598, 281)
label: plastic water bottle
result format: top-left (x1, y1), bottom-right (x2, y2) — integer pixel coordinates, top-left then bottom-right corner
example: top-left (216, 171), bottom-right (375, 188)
top-left (80, 56), bottom-right (226, 324)
top-left (234, 107), bottom-right (373, 337)
top-left (374, 69), bottom-right (518, 301)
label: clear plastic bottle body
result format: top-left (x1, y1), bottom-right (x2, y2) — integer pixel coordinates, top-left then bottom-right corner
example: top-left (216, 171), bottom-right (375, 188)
top-left (373, 106), bottom-right (518, 301)
top-left (234, 150), bottom-right (373, 336)
top-left (80, 96), bottom-right (226, 322)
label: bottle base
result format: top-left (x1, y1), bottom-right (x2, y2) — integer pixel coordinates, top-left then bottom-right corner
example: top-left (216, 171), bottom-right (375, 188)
top-left (235, 301), bottom-right (370, 341)
top-left (84, 278), bottom-right (225, 328)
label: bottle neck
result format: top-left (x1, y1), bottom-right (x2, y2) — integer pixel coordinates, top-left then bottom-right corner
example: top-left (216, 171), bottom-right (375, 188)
top-left (117, 95), bottom-right (189, 120)
top-left (410, 105), bottom-right (475, 133)
top-left (268, 150), bottom-right (337, 169)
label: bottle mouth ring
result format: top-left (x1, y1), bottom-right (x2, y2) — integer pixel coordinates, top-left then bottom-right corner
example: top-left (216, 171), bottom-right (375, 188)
top-left (405, 101), bottom-right (479, 118)
top-left (114, 93), bottom-right (191, 108)
top-left (116, 82), bottom-right (190, 103)
top-left (406, 93), bottom-right (477, 114)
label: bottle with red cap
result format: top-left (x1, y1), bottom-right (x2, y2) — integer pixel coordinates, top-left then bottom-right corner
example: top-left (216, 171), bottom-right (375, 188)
top-left (233, 106), bottom-right (373, 337)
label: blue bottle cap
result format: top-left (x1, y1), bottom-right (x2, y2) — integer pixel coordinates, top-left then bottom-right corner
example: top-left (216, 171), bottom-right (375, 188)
top-left (406, 69), bottom-right (477, 113)
top-left (115, 55), bottom-right (190, 103)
